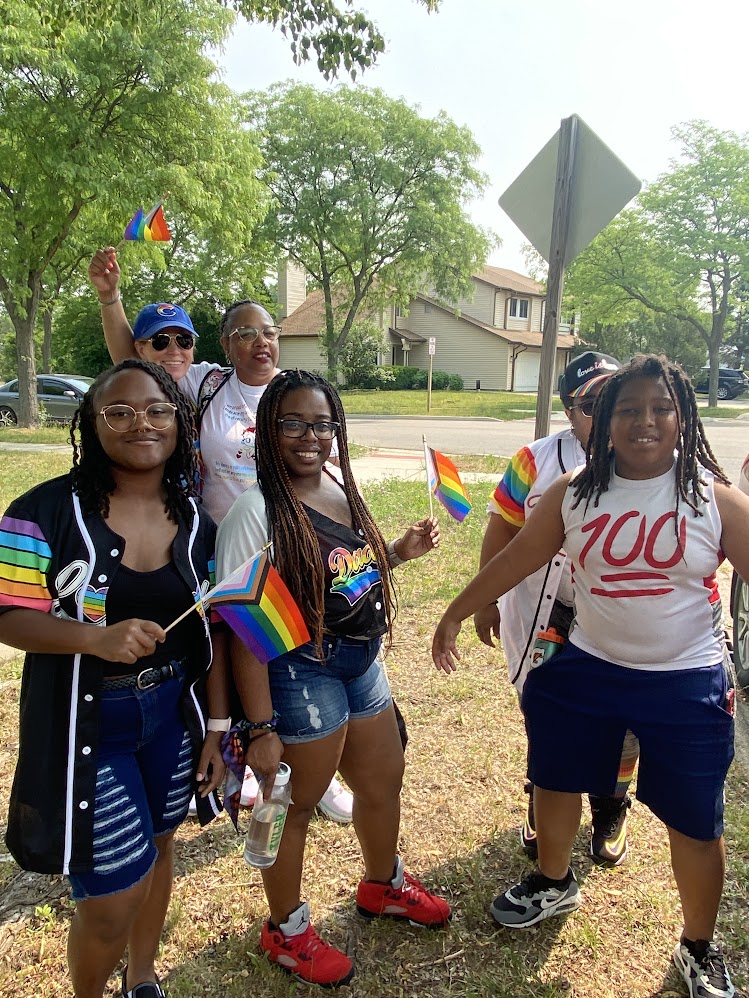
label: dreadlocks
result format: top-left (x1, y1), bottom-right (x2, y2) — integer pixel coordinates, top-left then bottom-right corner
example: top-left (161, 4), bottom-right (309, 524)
top-left (572, 354), bottom-right (729, 519)
top-left (70, 359), bottom-right (198, 523)
top-left (255, 369), bottom-right (397, 654)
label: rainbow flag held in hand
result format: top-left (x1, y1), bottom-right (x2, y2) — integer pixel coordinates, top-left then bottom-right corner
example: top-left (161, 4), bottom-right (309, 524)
top-left (425, 445), bottom-right (472, 522)
top-left (206, 551), bottom-right (310, 663)
top-left (123, 202), bottom-right (171, 242)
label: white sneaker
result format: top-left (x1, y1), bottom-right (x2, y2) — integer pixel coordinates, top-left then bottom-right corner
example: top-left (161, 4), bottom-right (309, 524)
top-left (240, 767), bottom-right (259, 807)
top-left (317, 776), bottom-right (353, 823)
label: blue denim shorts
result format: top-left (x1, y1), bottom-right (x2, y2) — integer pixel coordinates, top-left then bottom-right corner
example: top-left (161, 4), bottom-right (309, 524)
top-left (268, 636), bottom-right (391, 743)
top-left (68, 664), bottom-right (194, 901)
top-left (522, 643), bottom-right (734, 841)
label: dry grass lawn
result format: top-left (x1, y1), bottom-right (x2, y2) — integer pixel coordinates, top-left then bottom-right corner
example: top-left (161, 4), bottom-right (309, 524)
top-left (0, 472), bottom-right (746, 997)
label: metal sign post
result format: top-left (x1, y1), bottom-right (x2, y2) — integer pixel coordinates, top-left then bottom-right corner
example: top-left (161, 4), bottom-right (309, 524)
top-left (534, 115), bottom-right (577, 441)
top-left (499, 114), bottom-right (641, 439)
top-left (427, 336), bottom-right (436, 413)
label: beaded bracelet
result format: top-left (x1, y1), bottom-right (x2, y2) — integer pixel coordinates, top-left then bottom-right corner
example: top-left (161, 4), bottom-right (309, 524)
top-left (243, 710), bottom-right (280, 733)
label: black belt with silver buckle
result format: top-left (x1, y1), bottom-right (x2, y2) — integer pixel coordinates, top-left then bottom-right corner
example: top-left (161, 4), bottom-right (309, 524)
top-left (100, 663), bottom-right (176, 692)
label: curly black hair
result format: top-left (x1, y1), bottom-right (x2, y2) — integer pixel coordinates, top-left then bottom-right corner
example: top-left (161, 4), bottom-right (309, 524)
top-left (70, 359), bottom-right (198, 523)
top-left (254, 369), bottom-right (397, 654)
top-left (572, 354), bottom-right (729, 521)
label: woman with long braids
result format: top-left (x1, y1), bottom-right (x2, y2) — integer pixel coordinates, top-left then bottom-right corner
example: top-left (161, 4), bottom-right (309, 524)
top-left (217, 370), bottom-right (450, 988)
top-left (0, 360), bottom-right (227, 998)
top-left (89, 246), bottom-right (355, 821)
top-left (433, 355), bottom-right (743, 998)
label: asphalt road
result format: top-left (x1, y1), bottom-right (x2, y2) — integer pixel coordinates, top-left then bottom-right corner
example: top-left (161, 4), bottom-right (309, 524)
top-left (347, 413), bottom-right (749, 484)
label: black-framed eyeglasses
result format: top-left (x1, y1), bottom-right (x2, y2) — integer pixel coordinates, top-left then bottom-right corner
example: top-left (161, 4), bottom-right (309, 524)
top-left (229, 325), bottom-right (282, 344)
top-left (99, 403), bottom-right (178, 432)
top-left (148, 332), bottom-right (195, 351)
top-left (568, 399), bottom-right (596, 417)
top-left (277, 418), bottom-right (340, 440)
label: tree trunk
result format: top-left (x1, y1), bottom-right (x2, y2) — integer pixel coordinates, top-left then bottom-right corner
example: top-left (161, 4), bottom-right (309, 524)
top-left (42, 308), bottom-right (53, 374)
top-left (14, 310), bottom-right (39, 427)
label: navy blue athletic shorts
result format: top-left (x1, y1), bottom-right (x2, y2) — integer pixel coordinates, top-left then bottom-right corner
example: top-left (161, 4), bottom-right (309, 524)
top-left (521, 642), bottom-right (734, 840)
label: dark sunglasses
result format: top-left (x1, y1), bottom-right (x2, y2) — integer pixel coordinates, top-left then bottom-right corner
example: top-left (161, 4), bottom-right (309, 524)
top-left (148, 332), bottom-right (195, 351)
top-left (568, 399), bottom-right (596, 417)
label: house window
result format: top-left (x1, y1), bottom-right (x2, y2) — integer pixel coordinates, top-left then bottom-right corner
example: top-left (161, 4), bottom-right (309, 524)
top-left (509, 297), bottom-right (529, 319)
top-left (424, 302), bottom-right (432, 313)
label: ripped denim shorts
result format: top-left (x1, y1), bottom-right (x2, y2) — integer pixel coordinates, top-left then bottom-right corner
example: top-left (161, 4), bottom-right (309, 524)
top-left (267, 636), bottom-right (391, 743)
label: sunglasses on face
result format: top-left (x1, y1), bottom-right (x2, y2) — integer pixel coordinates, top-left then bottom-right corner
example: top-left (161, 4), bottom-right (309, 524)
top-left (228, 325), bottom-right (282, 344)
top-left (277, 418), bottom-right (340, 440)
top-left (568, 399), bottom-right (596, 417)
top-left (99, 403), bottom-right (178, 432)
top-left (148, 332), bottom-right (195, 351)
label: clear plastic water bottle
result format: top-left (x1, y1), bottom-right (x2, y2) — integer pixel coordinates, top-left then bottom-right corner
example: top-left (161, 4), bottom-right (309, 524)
top-left (243, 763), bottom-right (292, 869)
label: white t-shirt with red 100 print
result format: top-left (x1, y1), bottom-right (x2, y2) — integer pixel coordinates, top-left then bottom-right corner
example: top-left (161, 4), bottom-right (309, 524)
top-left (562, 463), bottom-right (726, 672)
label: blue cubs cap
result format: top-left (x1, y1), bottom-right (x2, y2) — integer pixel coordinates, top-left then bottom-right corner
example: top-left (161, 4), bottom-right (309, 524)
top-left (132, 303), bottom-right (198, 341)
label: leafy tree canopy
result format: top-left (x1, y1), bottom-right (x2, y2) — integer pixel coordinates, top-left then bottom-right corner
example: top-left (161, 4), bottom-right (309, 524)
top-left (0, 0), bottom-right (267, 422)
top-left (566, 121), bottom-right (749, 405)
top-left (251, 82), bottom-right (492, 375)
top-left (37, 0), bottom-right (440, 80)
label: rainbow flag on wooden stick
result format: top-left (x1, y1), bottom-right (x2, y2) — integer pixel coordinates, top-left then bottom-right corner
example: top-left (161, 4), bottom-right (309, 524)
top-left (425, 444), bottom-right (472, 522)
top-left (123, 201), bottom-right (171, 242)
top-left (205, 550), bottom-right (310, 663)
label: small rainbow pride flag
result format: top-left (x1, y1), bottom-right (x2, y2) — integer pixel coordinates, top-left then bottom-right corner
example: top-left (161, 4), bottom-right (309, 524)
top-left (123, 202), bottom-right (171, 242)
top-left (205, 551), bottom-right (310, 663)
top-left (425, 445), bottom-right (472, 522)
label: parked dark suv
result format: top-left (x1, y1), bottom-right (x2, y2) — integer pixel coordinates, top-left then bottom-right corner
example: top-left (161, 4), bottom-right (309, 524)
top-left (693, 367), bottom-right (749, 400)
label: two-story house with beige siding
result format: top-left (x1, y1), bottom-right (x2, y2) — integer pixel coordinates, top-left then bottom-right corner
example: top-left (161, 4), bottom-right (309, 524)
top-left (277, 262), bottom-right (575, 392)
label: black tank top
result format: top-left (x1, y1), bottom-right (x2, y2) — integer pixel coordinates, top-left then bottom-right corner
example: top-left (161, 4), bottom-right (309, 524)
top-left (88, 561), bottom-right (203, 678)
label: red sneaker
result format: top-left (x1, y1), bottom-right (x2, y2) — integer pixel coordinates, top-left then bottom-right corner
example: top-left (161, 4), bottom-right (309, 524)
top-left (356, 857), bottom-right (451, 928)
top-left (260, 901), bottom-right (354, 988)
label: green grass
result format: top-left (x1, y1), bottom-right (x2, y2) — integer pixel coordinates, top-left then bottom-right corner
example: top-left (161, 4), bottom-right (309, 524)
top-left (0, 460), bottom-right (747, 997)
top-left (340, 389), bottom-right (564, 419)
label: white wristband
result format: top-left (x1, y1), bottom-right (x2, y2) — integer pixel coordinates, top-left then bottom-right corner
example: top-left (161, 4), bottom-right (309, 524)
top-left (387, 539), bottom-right (405, 568)
top-left (206, 717), bottom-right (231, 732)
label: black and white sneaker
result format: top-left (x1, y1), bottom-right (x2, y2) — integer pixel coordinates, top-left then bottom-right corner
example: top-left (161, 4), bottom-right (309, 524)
top-left (673, 940), bottom-right (736, 998)
top-left (490, 868), bottom-right (581, 928)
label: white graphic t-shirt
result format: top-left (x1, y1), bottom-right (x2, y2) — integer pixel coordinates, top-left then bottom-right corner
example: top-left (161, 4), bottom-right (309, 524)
top-left (562, 463), bottom-right (725, 671)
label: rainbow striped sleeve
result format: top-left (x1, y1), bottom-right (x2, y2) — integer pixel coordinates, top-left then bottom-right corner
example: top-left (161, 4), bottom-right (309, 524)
top-left (488, 447), bottom-right (538, 528)
top-left (0, 513), bottom-right (53, 612)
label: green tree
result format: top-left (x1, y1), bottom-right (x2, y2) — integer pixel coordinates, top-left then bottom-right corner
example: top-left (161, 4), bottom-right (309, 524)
top-left (566, 122), bottom-right (749, 406)
top-left (252, 82), bottom-right (491, 378)
top-left (580, 313), bottom-right (707, 376)
top-left (42, 1), bottom-right (441, 81)
top-left (0, 0), bottom-right (266, 424)
top-left (338, 318), bottom-right (387, 387)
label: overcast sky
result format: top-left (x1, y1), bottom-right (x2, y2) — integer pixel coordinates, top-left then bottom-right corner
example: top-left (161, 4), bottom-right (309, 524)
top-left (217, 0), bottom-right (749, 273)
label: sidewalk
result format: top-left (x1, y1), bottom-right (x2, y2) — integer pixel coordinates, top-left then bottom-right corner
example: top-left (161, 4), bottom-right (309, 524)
top-left (349, 447), bottom-right (497, 484)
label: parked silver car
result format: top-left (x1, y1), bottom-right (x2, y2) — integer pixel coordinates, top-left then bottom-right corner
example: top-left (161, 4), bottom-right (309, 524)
top-left (0, 374), bottom-right (94, 425)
